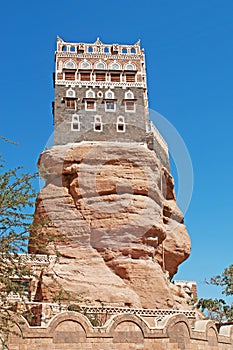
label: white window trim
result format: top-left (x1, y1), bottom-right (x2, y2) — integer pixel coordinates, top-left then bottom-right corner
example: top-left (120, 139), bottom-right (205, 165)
top-left (93, 115), bottom-right (103, 132)
top-left (116, 116), bottom-right (126, 132)
top-left (86, 89), bottom-right (95, 98)
top-left (105, 101), bottom-right (116, 112)
top-left (125, 90), bottom-right (134, 99)
top-left (80, 60), bottom-right (92, 69)
top-left (71, 115), bottom-right (80, 131)
top-left (95, 61), bottom-right (106, 70)
top-left (124, 63), bottom-right (136, 71)
top-left (66, 88), bottom-right (76, 98)
top-left (125, 101), bottom-right (136, 113)
top-left (105, 90), bottom-right (114, 99)
top-left (85, 101), bottom-right (96, 111)
top-left (64, 59), bottom-right (77, 70)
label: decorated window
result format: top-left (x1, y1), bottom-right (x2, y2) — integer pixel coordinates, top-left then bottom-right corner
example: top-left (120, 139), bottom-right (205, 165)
top-left (105, 90), bottom-right (114, 99)
top-left (86, 89), bottom-right (95, 98)
top-left (94, 115), bottom-right (103, 131)
top-left (109, 62), bottom-right (121, 70)
top-left (95, 61), bottom-right (106, 70)
top-left (64, 60), bottom-right (76, 69)
top-left (117, 116), bottom-right (125, 132)
top-left (66, 88), bottom-right (76, 98)
top-left (71, 115), bottom-right (80, 131)
top-left (124, 63), bottom-right (136, 71)
top-left (125, 90), bottom-right (134, 99)
top-left (80, 60), bottom-right (91, 69)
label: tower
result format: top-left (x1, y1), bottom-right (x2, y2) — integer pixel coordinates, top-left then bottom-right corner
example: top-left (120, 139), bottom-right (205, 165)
top-left (53, 37), bottom-right (169, 168)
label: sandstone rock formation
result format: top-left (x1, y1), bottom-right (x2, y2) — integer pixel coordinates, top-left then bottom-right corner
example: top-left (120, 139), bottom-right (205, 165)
top-left (29, 142), bottom-right (191, 309)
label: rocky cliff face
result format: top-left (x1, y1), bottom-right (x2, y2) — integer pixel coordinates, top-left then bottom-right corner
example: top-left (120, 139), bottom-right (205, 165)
top-left (29, 142), bottom-right (191, 309)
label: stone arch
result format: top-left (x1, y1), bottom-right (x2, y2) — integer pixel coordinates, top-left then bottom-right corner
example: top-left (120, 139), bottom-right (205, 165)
top-left (162, 314), bottom-right (191, 349)
top-left (107, 313), bottom-right (149, 338)
top-left (194, 320), bottom-right (218, 346)
top-left (47, 311), bottom-right (93, 336)
top-left (219, 324), bottom-right (233, 345)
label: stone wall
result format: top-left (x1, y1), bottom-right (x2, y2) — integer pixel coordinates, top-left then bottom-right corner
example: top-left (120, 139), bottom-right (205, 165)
top-left (7, 312), bottom-right (233, 349)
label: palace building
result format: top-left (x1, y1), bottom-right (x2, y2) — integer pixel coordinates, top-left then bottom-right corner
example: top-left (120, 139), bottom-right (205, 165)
top-left (53, 36), bottom-right (169, 168)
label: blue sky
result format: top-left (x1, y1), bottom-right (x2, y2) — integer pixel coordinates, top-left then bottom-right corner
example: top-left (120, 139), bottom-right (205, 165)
top-left (1, 0), bottom-right (232, 301)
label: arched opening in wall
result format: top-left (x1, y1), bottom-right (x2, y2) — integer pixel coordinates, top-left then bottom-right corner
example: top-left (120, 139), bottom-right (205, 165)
top-left (62, 45), bottom-right (67, 51)
top-left (94, 115), bottom-right (103, 132)
top-left (104, 47), bottom-right (109, 53)
top-left (88, 46), bottom-right (93, 52)
top-left (70, 46), bottom-right (76, 52)
top-left (131, 47), bottom-right (136, 53)
top-left (122, 48), bottom-right (127, 54)
top-left (117, 116), bottom-right (125, 132)
top-left (71, 115), bottom-right (80, 131)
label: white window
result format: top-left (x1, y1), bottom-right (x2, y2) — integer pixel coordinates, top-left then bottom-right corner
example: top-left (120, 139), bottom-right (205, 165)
top-left (94, 115), bottom-right (103, 132)
top-left (105, 90), bottom-right (114, 99)
top-left (105, 101), bottom-right (115, 112)
top-left (125, 90), bottom-right (134, 99)
top-left (66, 88), bottom-right (76, 98)
top-left (86, 89), bottom-right (95, 98)
top-left (124, 63), bottom-right (136, 71)
top-left (117, 116), bottom-right (125, 132)
top-left (109, 62), bottom-right (121, 70)
top-left (85, 100), bottom-right (96, 111)
top-left (71, 115), bottom-right (80, 131)
top-left (95, 61), bottom-right (106, 70)
top-left (125, 101), bottom-right (135, 113)
top-left (64, 60), bottom-right (76, 69)
top-left (80, 60), bottom-right (91, 69)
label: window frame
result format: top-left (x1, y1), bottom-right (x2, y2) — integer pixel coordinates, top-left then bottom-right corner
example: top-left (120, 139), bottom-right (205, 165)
top-left (105, 101), bottom-right (116, 112)
top-left (71, 115), bottom-right (80, 131)
top-left (85, 100), bottom-right (96, 111)
top-left (93, 115), bottom-right (103, 132)
top-left (125, 101), bottom-right (135, 113)
top-left (116, 116), bottom-right (126, 132)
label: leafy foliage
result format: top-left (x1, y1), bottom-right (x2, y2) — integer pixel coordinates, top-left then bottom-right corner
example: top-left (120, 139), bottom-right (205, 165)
top-left (197, 265), bottom-right (233, 323)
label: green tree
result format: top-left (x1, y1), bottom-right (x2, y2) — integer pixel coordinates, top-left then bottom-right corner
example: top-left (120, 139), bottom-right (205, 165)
top-left (197, 265), bottom-right (233, 323)
top-left (0, 148), bottom-right (38, 344)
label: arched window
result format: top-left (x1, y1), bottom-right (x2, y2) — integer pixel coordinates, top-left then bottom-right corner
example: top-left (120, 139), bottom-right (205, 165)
top-left (86, 89), bottom-right (95, 98)
top-left (131, 47), bottom-right (136, 53)
top-left (88, 46), bottom-right (93, 53)
top-left (105, 90), bottom-right (114, 99)
top-left (104, 47), bottom-right (109, 53)
top-left (64, 60), bottom-right (76, 69)
top-left (94, 115), bottom-right (103, 132)
top-left (66, 88), bottom-right (76, 98)
top-left (62, 45), bottom-right (67, 52)
top-left (80, 60), bottom-right (91, 69)
top-left (109, 62), bottom-right (121, 70)
top-left (70, 46), bottom-right (76, 52)
top-left (71, 115), bottom-right (80, 131)
top-left (117, 116), bottom-right (125, 132)
top-left (124, 63), bottom-right (136, 71)
top-left (95, 61), bottom-right (106, 70)
top-left (122, 48), bottom-right (127, 54)
top-left (125, 90), bottom-right (134, 99)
